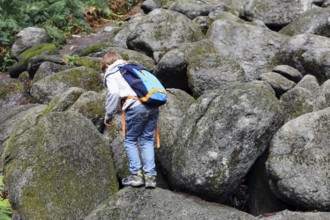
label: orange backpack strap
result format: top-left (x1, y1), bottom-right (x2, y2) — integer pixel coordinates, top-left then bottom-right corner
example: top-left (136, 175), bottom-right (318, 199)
top-left (155, 126), bottom-right (160, 149)
top-left (121, 96), bottom-right (137, 137)
top-left (121, 109), bottom-right (126, 137)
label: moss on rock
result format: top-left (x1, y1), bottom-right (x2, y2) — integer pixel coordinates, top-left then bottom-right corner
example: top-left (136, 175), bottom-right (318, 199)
top-left (71, 57), bottom-right (101, 71)
top-left (2, 111), bottom-right (118, 219)
top-left (0, 80), bottom-right (25, 100)
top-left (18, 43), bottom-right (57, 65)
top-left (79, 42), bottom-right (108, 56)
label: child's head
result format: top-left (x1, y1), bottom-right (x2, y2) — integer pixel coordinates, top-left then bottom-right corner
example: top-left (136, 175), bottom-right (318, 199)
top-left (101, 52), bottom-right (123, 71)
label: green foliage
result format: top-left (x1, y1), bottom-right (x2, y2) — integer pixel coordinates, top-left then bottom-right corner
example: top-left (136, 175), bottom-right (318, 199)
top-left (0, 0), bottom-right (138, 48)
top-left (45, 26), bottom-right (67, 47)
top-left (0, 52), bottom-right (16, 72)
top-left (62, 54), bottom-right (79, 66)
top-left (0, 176), bottom-right (12, 220)
top-left (0, 0), bottom-right (140, 73)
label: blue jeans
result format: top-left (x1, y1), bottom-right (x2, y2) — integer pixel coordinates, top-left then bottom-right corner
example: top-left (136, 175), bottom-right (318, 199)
top-left (125, 104), bottom-right (159, 176)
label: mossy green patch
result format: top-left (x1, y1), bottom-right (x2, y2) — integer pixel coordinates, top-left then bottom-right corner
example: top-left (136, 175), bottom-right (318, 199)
top-left (79, 42), bottom-right (108, 56)
top-left (279, 26), bottom-right (295, 36)
top-left (73, 57), bottom-right (101, 71)
top-left (0, 81), bottom-right (25, 99)
top-left (4, 112), bottom-right (119, 219)
top-left (51, 67), bottom-right (102, 92)
top-left (18, 43), bottom-right (57, 65)
top-left (38, 96), bottom-right (60, 119)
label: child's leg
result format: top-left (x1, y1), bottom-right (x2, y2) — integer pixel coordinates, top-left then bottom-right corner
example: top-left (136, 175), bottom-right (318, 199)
top-left (125, 105), bottom-right (148, 174)
top-left (140, 106), bottom-right (159, 176)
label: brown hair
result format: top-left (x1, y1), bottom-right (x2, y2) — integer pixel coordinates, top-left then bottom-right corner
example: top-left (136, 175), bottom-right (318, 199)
top-left (101, 52), bottom-right (123, 71)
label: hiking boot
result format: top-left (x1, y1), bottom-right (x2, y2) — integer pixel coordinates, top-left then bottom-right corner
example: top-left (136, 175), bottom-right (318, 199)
top-left (122, 173), bottom-right (144, 187)
top-left (145, 175), bottom-right (156, 188)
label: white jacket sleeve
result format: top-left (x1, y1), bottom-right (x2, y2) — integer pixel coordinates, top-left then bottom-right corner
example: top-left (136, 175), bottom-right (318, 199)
top-left (104, 76), bottom-right (120, 120)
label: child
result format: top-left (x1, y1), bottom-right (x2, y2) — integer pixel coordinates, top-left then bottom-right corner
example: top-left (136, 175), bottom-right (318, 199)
top-left (101, 51), bottom-right (158, 188)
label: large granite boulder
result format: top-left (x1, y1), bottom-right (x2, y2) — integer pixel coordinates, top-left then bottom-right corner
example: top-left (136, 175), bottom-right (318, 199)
top-left (11, 27), bottom-right (50, 58)
top-left (168, 0), bottom-right (234, 19)
top-left (241, 0), bottom-right (314, 27)
top-left (30, 66), bottom-right (103, 103)
top-left (157, 89), bottom-right (196, 178)
top-left (0, 104), bottom-right (46, 171)
top-left (272, 65), bottom-right (303, 83)
top-left (187, 53), bottom-right (245, 97)
top-left (259, 72), bottom-right (296, 98)
top-left (280, 75), bottom-right (325, 121)
top-left (68, 90), bottom-right (106, 129)
top-left (166, 81), bottom-right (284, 201)
top-left (207, 18), bottom-right (289, 80)
top-left (279, 7), bottom-right (330, 37)
top-left (127, 9), bottom-right (205, 59)
top-left (84, 187), bottom-right (255, 220)
top-left (266, 107), bottom-right (330, 211)
top-left (2, 110), bottom-right (119, 219)
top-left (27, 55), bottom-right (65, 79)
top-left (45, 87), bottom-right (86, 113)
top-left (9, 43), bottom-right (58, 78)
top-left (111, 14), bottom-right (145, 49)
top-left (274, 34), bottom-right (330, 84)
top-left (33, 61), bottom-right (69, 82)
top-left (0, 77), bottom-right (28, 107)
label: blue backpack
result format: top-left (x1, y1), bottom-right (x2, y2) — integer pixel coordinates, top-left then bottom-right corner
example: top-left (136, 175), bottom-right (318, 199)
top-left (119, 64), bottom-right (167, 106)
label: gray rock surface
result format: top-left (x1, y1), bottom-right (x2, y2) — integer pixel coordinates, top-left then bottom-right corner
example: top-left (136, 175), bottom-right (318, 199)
top-left (187, 53), bottom-right (245, 97)
top-left (258, 209), bottom-right (330, 220)
top-left (272, 65), bottom-right (303, 83)
top-left (207, 19), bottom-right (288, 80)
top-left (0, 77), bottom-right (28, 107)
top-left (3, 111), bottom-right (119, 219)
top-left (242, 0), bottom-right (314, 26)
top-left (167, 81), bottom-right (284, 201)
top-left (141, 0), bottom-right (162, 13)
top-left (279, 7), bottom-right (330, 37)
top-left (169, 0), bottom-right (223, 19)
top-left (323, 0), bottom-right (330, 7)
top-left (30, 66), bottom-right (102, 103)
top-left (318, 80), bottom-right (330, 109)
top-left (0, 104), bottom-right (46, 170)
top-left (112, 14), bottom-right (144, 49)
top-left (280, 75), bottom-right (324, 122)
top-left (27, 55), bottom-right (65, 79)
top-left (84, 187), bottom-right (255, 220)
top-left (260, 72), bottom-right (296, 97)
top-left (68, 90), bottom-right (105, 128)
top-left (274, 34), bottom-right (330, 84)
top-left (33, 61), bottom-right (70, 82)
top-left (3, 4), bottom-right (330, 218)
top-left (157, 89), bottom-right (196, 179)
top-left (127, 9), bottom-right (204, 58)
top-left (266, 107), bottom-right (330, 211)
top-left (154, 39), bottom-right (216, 92)
top-left (11, 27), bottom-right (50, 58)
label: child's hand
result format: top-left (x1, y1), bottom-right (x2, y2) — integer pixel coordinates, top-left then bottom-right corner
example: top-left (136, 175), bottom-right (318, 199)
top-left (104, 118), bottom-right (111, 126)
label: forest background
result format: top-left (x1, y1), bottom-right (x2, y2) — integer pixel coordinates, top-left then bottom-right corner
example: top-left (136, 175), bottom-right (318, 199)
top-left (0, 0), bottom-right (140, 72)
